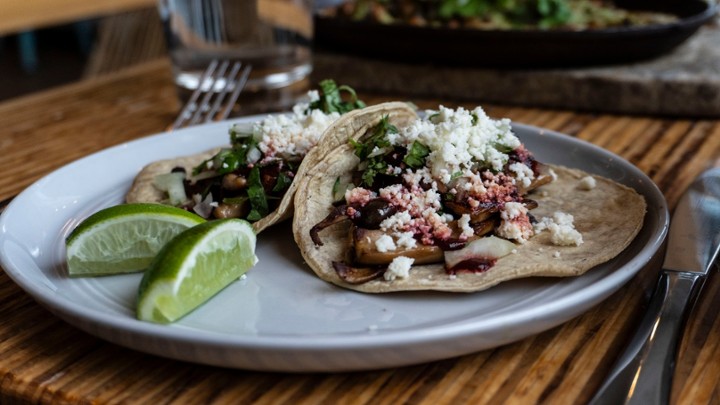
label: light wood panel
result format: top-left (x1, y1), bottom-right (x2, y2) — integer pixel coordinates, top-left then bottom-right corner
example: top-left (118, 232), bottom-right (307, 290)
top-left (1, 0), bottom-right (156, 34)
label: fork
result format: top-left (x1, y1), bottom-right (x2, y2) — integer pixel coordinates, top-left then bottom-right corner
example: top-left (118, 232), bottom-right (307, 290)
top-left (170, 59), bottom-right (252, 130)
top-left (0, 60), bottom-right (252, 215)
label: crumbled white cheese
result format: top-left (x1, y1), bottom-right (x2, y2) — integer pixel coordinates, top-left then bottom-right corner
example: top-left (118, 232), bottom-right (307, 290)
top-left (579, 176), bottom-right (597, 190)
top-left (553, 251), bottom-right (561, 258)
top-left (380, 211), bottom-right (412, 233)
top-left (243, 91), bottom-right (341, 161)
top-left (389, 105), bottom-right (521, 184)
top-left (458, 214), bottom-right (474, 238)
top-left (384, 256), bottom-right (414, 281)
top-left (509, 162), bottom-right (535, 188)
top-left (496, 202), bottom-right (533, 243)
top-left (394, 231), bottom-right (417, 249)
top-left (503, 202), bottom-right (526, 219)
top-left (375, 234), bottom-right (397, 253)
top-left (534, 211), bottom-right (584, 246)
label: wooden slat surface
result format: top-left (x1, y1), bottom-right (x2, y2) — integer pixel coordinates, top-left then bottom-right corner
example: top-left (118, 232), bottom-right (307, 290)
top-left (0, 0), bottom-right (156, 34)
top-left (1, 59), bottom-right (719, 404)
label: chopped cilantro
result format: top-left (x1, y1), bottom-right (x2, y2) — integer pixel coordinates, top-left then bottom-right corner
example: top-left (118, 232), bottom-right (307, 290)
top-left (451, 171), bottom-right (463, 180)
top-left (493, 141), bottom-right (515, 153)
top-left (403, 141), bottom-right (430, 168)
top-left (223, 196), bottom-right (248, 205)
top-left (361, 159), bottom-right (389, 187)
top-left (349, 116), bottom-right (400, 187)
top-left (272, 171), bottom-right (293, 193)
top-left (192, 133), bottom-right (259, 176)
top-left (309, 79), bottom-right (366, 114)
top-left (350, 115), bottom-right (395, 160)
top-left (246, 166), bottom-right (269, 221)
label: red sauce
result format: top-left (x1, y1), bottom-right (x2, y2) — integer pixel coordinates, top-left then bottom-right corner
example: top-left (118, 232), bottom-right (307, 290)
top-left (447, 258), bottom-right (497, 275)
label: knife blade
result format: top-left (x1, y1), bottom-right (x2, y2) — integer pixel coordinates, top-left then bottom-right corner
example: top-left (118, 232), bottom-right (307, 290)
top-left (590, 167), bottom-right (720, 405)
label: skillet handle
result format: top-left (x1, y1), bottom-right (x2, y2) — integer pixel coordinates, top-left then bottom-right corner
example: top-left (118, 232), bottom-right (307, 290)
top-left (588, 270), bottom-right (703, 405)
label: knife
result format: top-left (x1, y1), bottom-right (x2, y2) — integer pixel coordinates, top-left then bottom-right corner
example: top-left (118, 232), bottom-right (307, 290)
top-left (589, 167), bottom-right (720, 405)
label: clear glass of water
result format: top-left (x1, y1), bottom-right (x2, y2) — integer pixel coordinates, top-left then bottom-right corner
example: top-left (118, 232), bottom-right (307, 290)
top-left (158, 0), bottom-right (314, 114)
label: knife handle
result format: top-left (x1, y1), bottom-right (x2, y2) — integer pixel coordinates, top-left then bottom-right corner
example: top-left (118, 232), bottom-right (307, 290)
top-left (589, 270), bottom-right (703, 405)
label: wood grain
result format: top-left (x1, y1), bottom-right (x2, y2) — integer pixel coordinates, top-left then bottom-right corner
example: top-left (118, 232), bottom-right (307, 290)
top-left (1, 59), bottom-right (719, 404)
top-left (0, 0), bottom-right (156, 34)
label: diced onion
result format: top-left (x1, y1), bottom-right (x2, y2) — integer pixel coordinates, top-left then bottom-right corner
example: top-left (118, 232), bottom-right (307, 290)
top-left (153, 172), bottom-right (188, 206)
top-left (444, 236), bottom-right (516, 269)
top-left (246, 147), bottom-right (261, 164)
top-left (192, 193), bottom-right (216, 218)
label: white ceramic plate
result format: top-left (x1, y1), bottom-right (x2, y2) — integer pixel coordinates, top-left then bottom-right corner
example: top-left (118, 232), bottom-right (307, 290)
top-left (0, 116), bottom-right (668, 372)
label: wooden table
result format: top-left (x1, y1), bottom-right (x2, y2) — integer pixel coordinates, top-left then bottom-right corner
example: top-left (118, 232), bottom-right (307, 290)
top-left (1, 58), bottom-right (719, 404)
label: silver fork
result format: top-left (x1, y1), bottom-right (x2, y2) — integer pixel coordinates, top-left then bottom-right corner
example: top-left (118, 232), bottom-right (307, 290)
top-left (0, 60), bottom-right (252, 215)
top-left (170, 59), bottom-right (252, 130)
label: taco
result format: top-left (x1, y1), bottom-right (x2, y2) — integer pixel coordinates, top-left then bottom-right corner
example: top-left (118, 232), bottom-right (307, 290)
top-left (126, 80), bottom-right (366, 233)
top-left (293, 103), bottom-right (646, 293)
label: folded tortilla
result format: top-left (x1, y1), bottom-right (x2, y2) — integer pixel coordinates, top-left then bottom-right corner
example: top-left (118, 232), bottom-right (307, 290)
top-left (293, 103), bottom-right (646, 293)
top-left (126, 102), bottom-right (417, 233)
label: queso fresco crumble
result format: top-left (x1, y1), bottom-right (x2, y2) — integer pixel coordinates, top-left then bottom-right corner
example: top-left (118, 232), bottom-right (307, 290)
top-left (338, 105), bottom-right (583, 279)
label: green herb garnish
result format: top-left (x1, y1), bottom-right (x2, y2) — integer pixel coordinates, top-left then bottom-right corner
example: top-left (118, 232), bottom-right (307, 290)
top-left (309, 79), bottom-right (366, 114)
top-left (246, 166), bottom-right (269, 221)
top-left (349, 116), bottom-right (400, 187)
top-left (272, 171), bottom-right (293, 193)
top-left (403, 141), bottom-right (430, 169)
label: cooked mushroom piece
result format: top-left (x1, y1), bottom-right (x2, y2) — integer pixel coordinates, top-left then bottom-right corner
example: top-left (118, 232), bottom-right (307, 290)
top-left (352, 227), bottom-right (444, 265)
top-left (222, 173), bottom-right (247, 190)
top-left (333, 261), bottom-right (385, 284)
top-left (310, 205), bottom-right (350, 246)
top-left (213, 203), bottom-right (246, 219)
top-left (444, 201), bottom-right (496, 223)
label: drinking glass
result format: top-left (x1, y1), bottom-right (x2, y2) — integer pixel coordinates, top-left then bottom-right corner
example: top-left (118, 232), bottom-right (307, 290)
top-left (158, 0), bottom-right (314, 113)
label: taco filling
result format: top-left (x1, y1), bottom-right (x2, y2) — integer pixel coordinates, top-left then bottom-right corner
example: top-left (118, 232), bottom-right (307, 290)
top-left (310, 106), bottom-right (582, 283)
top-left (126, 80), bottom-right (365, 231)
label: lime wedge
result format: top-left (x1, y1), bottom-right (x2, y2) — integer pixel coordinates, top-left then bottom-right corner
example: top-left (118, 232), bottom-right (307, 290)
top-left (137, 219), bottom-right (258, 324)
top-left (66, 203), bottom-right (205, 277)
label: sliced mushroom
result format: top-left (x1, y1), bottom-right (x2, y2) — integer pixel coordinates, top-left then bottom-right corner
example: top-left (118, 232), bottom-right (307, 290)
top-left (332, 261), bottom-right (385, 284)
top-left (352, 227), bottom-right (443, 265)
top-left (310, 205), bottom-right (350, 246)
top-left (444, 201), bottom-right (496, 223)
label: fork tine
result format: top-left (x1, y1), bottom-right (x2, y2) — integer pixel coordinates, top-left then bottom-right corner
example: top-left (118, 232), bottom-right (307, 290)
top-left (188, 60), bottom-right (231, 126)
top-left (219, 64), bottom-right (252, 121)
top-left (203, 61), bottom-right (244, 124)
top-left (170, 60), bottom-right (252, 131)
top-left (170, 59), bottom-right (219, 130)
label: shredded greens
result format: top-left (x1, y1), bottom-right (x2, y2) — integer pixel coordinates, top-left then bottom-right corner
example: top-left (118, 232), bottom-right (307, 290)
top-left (403, 141), bottom-right (430, 168)
top-left (309, 80), bottom-right (367, 114)
top-left (246, 166), bottom-right (269, 221)
top-left (179, 79), bottom-right (366, 222)
top-left (351, 116), bottom-right (431, 188)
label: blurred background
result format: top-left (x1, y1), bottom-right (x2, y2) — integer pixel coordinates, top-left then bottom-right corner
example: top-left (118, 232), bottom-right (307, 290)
top-left (1, 0), bottom-right (717, 115)
top-left (0, 4), bottom-right (165, 101)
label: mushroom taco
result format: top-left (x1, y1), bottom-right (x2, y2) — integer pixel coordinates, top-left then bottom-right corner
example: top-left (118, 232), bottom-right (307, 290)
top-left (293, 102), bottom-right (646, 293)
top-left (126, 80), bottom-right (366, 233)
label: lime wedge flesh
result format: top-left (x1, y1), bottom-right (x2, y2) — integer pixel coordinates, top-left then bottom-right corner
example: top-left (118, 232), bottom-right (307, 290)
top-left (137, 218), bottom-right (258, 324)
top-left (66, 203), bottom-right (205, 276)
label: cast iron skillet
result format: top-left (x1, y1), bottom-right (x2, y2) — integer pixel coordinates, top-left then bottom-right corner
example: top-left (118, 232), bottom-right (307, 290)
top-left (314, 0), bottom-right (717, 68)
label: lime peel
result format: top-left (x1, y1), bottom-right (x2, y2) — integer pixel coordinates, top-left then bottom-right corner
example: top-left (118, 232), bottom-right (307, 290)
top-left (66, 203), bottom-right (205, 277)
top-left (137, 218), bottom-right (258, 324)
